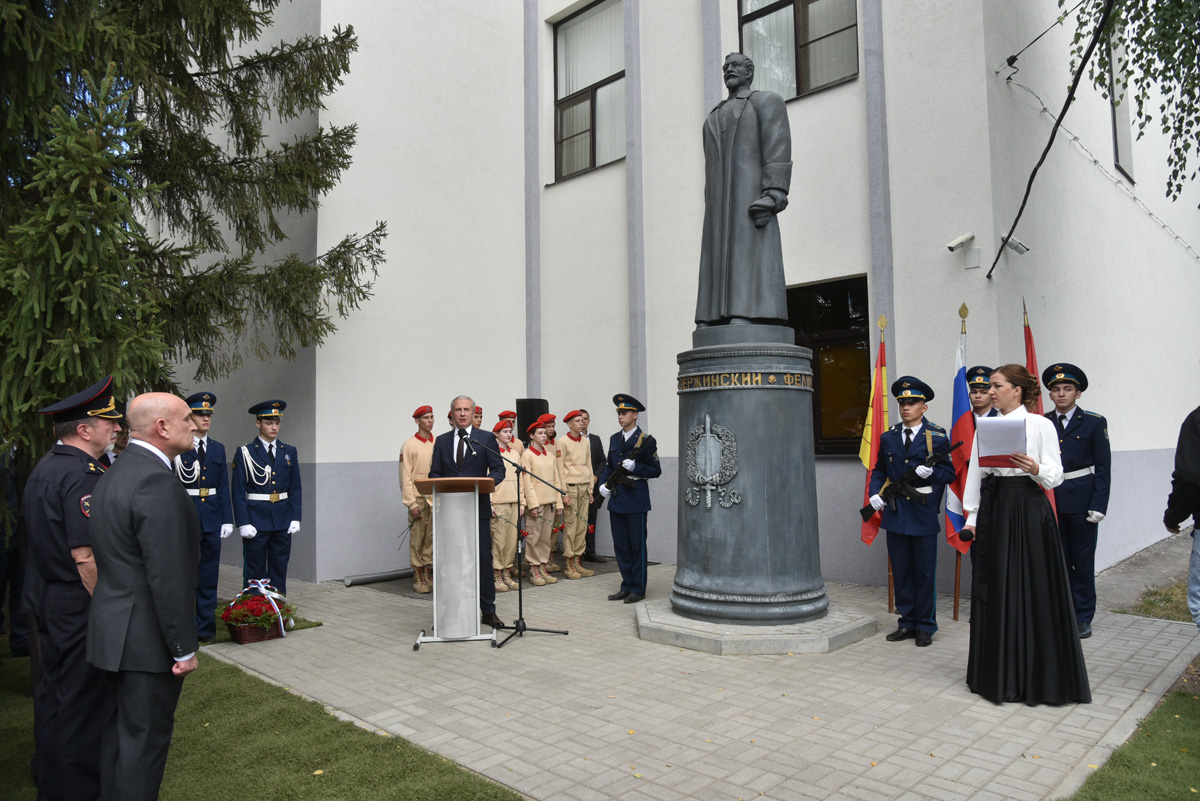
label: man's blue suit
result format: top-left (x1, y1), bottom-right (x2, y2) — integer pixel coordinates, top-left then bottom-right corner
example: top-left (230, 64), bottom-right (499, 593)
top-left (232, 438), bottom-right (302, 594)
top-left (428, 427), bottom-right (505, 617)
top-left (177, 437), bottom-right (233, 639)
top-left (596, 427), bottom-right (662, 596)
top-left (1047, 407), bottom-right (1111, 625)
top-left (868, 419), bottom-right (955, 634)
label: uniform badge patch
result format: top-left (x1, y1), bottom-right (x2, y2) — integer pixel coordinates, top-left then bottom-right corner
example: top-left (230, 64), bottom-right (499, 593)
top-left (81, 494), bottom-right (91, 517)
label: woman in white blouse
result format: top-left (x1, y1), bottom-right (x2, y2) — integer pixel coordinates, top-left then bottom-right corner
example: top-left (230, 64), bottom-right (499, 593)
top-left (959, 364), bottom-right (1091, 706)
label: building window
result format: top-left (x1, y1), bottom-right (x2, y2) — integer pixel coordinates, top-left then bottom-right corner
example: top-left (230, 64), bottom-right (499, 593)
top-left (786, 277), bottom-right (869, 455)
top-left (1108, 41), bottom-right (1134, 183)
top-left (555, 0), bottom-right (625, 181)
top-left (738, 0), bottom-right (859, 100)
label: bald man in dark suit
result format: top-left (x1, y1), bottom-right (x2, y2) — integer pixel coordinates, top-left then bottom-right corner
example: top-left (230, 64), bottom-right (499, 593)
top-left (88, 393), bottom-right (200, 801)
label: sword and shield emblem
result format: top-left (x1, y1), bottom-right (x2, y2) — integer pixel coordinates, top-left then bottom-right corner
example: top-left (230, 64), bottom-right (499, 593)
top-left (684, 413), bottom-right (741, 510)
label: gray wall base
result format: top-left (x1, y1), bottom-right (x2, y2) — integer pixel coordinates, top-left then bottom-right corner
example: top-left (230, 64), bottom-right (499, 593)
top-left (636, 598), bottom-right (878, 654)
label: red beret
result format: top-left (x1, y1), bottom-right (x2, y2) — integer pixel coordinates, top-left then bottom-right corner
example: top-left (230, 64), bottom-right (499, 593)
top-left (492, 420), bottom-right (513, 432)
top-left (474, 406), bottom-right (483, 414)
top-left (499, 410), bottom-right (517, 419)
top-left (537, 413), bottom-right (556, 424)
top-left (563, 410), bottom-right (582, 423)
top-left (413, 405), bottom-right (433, 418)
top-left (527, 421), bottom-right (545, 436)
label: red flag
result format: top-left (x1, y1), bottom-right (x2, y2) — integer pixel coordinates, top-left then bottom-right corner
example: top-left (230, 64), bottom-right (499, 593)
top-left (1023, 300), bottom-right (1056, 512)
top-left (860, 320), bottom-right (888, 545)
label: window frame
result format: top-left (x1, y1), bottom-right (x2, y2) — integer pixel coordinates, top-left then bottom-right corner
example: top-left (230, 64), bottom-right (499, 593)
top-left (737, 0), bottom-right (860, 100)
top-left (553, 0), bottom-right (626, 182)
top-left (786, 278), bottom-right (870, 455)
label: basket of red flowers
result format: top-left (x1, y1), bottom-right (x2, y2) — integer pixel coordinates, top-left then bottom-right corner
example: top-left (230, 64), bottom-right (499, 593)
top-left (220, 581), bottom-right (296, 644)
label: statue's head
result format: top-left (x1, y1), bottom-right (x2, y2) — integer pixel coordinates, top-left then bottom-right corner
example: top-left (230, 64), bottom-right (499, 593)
top-left (723, 53), bottom-right (754, 92)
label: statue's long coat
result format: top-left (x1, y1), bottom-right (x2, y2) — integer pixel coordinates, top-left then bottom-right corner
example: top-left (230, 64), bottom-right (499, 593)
top-left (695, 88), bottom-right (792, 325)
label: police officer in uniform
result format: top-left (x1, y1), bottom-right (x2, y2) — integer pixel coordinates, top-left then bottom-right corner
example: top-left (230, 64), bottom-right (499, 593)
top-left (967, 366), bottom-right (999, 418)
top-left (232, 400), bottom-right (303, 594)
top-left (867, 377), bottom-right (956, 647)
top-left (597, 395), bottom-right (661, 603)
top-left (1043, 363), bottom-right (1110, 639)
top-left (22, 376), bottom-right (123, 801)
top-left (175, 392), bottom-right (234, 642)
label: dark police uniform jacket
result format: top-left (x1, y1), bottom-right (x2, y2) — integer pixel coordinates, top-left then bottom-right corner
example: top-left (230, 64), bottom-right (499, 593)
top-left (597, 427), bottom-right (662, 514)
top-left (177, 437), bottom-right (234, 532)
top-left (1046, 407), bottom-right (1111, 515)
top-left (232, 439), bottom-right (303, 531)
top-left (868, 419), bottom-right (955, 537)
top-left (21, 445), bottom-right (105, 618)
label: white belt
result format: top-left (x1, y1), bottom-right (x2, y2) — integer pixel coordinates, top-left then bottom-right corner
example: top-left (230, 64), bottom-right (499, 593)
top-left (1063, 466), bottom-right (1095, 481)
top-left (186, 488), bottom-right (218, 498)
top-left (248, 492), bottom-right (289, 502)
top-left (912, 486), bottom-right (932, 495)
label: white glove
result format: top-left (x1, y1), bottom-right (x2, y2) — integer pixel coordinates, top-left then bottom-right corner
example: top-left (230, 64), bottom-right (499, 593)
top-left (599, 485), bottom-right (611, 499)
top-left (220, 524), bottom-right (234, 539)
top-left (287, 520), bottom-right (301, 535)
top-left (1086, 510), bottom-right (1105, 524)
top-left (621, 458), bottom-right (635, 470)
top-left (915, 465), bottom-right (933, 479)
top-left (869, 494), bottom-right (886, 511)
top-left (239, 525), bottom-right (257, 540)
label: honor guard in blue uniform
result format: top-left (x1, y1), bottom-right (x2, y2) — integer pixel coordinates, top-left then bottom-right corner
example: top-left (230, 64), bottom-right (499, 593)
top-left (1043, 363), bottom-right (1110, 638)
top-left (596, 395), bottom-right (662, 604)
top-left (176, 392), bottom-right (234, 642)
top-left (232, 401), bottom-right (303, 594)
top-left (967, 366), bottom-right (999, 418)
top-left (868, 377), bottom-right (956, 647)
top-left (22, 377), bottom-right (123, 801)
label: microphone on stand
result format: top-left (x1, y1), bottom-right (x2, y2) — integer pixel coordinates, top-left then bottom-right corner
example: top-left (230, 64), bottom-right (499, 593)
top-left (459, 429), bottom-right (478, 457)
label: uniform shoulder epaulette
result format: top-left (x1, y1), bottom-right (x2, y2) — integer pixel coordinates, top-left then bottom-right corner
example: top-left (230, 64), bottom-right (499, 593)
top-left (927, 421), bottom-right (946, 432)
top-left (1083, 410), bottom-right (1105, 419)
top-left (890, 423), bottom-right (903, 431)
top-left (930, 429), bottom-right (948, 437)
top-left (86, 462), bottom-right (105, 475)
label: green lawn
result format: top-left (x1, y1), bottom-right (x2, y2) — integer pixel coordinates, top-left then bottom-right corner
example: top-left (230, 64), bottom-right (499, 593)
top-left (0, 635), bottom-right (520, 801)
top-left (1067, 581), bottom-right (1200, 800)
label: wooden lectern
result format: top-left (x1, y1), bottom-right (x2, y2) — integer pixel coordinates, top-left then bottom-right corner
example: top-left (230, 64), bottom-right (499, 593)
top-left (412, 477), bottom-right (495, 649)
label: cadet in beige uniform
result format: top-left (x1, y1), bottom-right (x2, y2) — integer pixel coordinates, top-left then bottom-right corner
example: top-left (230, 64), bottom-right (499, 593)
top-left (520, 422), bottom-right (563, 586)
top-left (400, 405), bottom-right (436, 593)
top-left (490, 420), bottom-right (521, 591)
top-left (538, 413), bottom-right (565, 572)
top-left (499, 410), bottom-right (524, 455)
top-left (558, 410), bottom-right (595, 580)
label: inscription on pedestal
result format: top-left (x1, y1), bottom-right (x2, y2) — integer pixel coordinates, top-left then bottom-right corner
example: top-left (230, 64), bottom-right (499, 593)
top-left (677, 371), bottom-right (812, 392)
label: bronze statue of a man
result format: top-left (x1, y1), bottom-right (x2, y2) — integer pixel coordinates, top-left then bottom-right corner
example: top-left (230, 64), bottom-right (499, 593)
top-left (695, 53), bottom-right (792, 328)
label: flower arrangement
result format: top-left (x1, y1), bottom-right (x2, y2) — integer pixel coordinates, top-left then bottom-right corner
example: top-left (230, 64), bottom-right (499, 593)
top-left (220, 581), bottom-right (296, 643)
top-left (221, 593), bottom-right (296, 630)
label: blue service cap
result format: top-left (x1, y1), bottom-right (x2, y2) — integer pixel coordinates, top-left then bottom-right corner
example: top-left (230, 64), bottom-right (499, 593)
top-left (186, 392), bottom-right (218, 413)
top-left (37, 376), bottom-right (123, 423)
top-left (249, 399), bottom-right (287, 418)
top-left (966, 366), bottom-right (993, 388)
top-left (1042, 363), bottom-right (1087, 392)
top-left (891, 376), bottom-right (934, 403)
top-left (613, 394), bottom-right (645, 412)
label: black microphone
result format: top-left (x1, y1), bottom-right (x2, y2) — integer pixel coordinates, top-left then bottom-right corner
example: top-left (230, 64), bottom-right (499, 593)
top-left (459, 429), bottom-right (478, 457)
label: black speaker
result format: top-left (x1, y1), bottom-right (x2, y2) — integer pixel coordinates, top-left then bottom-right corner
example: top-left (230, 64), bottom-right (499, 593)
top-left (516, 398), bottom-right (549, 446)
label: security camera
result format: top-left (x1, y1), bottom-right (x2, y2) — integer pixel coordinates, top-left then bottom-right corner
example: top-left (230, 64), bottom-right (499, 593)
top-left (1002, 235), bottom-right (1029, 255)
top-left (946, 233), bottom-right (975, 252)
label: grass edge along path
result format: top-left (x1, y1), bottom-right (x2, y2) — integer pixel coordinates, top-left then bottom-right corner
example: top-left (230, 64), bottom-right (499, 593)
top-left (1065, 581), bottom-right (1200, 801)
top-left (0, 640), bottom-right (522, 801)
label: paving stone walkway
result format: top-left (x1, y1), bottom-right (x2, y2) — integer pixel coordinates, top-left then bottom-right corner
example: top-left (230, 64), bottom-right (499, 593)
top-left (208, 564), bottom-right (1200, 801)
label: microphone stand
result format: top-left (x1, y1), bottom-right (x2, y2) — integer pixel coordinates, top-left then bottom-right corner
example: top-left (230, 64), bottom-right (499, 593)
top-left (465, 435), bottom-right (568, 648)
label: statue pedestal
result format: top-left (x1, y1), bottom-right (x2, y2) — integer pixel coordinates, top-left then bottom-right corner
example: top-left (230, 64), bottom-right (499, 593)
top-left (671, 323), bottom-right (828, 624)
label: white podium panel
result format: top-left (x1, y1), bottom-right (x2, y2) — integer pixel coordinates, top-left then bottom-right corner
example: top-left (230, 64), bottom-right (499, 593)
top-left (431, 489), bottom-right (479, 639)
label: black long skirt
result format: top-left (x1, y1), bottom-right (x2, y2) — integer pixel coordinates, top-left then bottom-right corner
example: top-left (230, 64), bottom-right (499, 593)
top-left (967, 475), bottom-right (1091, 705)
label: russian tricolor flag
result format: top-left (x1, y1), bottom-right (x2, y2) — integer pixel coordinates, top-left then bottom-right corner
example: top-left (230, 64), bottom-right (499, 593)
top-left (945, 332), bottom-right (973, 554)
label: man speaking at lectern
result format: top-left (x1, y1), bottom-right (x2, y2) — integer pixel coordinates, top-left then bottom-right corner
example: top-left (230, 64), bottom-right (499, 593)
top-left (429, 395), bottom-right (507, 630)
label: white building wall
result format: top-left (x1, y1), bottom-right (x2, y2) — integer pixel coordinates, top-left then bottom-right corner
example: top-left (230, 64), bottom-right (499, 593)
top-left (196, 0), bottom-right (1200, 585)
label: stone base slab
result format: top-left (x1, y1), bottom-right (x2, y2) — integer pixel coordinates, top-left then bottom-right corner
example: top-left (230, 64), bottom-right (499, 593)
top-left (635, 598), bottom-right (879, 654)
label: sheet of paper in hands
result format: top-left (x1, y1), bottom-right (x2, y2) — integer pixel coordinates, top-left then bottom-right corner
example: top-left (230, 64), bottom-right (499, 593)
top-left (976, 416), bottom-right (1027, 467)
